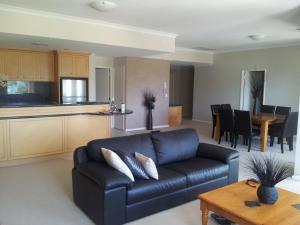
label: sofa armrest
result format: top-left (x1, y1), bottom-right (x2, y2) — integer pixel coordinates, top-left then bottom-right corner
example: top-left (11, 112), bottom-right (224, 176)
top-left (73, 146), bottom-right (89, 166)
top-left (197, 143), bottom-right (239, 163)
top-left (76, 161), bottom-right (132, 190)
top-left (197, 143), bottom-right (239, 184)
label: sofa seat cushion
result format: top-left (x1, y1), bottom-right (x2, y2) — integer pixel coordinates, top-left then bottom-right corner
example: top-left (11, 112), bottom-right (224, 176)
top-left (165, 158), bottom-right (229, 187)
top-left (127, 167), bottom-right (187, 204)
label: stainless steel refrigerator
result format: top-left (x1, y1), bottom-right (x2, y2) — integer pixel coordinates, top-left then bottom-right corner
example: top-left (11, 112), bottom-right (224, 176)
top-left (60, 78), bottom-right (88, 104)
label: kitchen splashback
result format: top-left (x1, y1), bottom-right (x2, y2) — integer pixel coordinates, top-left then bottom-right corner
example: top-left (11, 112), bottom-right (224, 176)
top-left (0, 81), bottom-right (53, 106)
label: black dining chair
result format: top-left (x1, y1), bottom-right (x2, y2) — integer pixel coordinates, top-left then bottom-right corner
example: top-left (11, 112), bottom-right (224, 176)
top-left (210, 104), bottom-right (221, 138)
top-left (261, 105), bottom-right (276, 114)
top-left (218, 108), bottom-right (234, 146)
top-left (221, 104), bottom-right (232, 110)
top-left (270, 106), bottom-right (291, 144)
top-left (275, 106), bottom-right (291, 115)
top-left (269, 112), bottom-right (298, 153)
top-left (234, 110), bottom-right (259, 152)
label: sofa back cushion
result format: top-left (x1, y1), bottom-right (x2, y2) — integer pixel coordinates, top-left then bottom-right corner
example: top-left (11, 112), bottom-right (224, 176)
top-left (151, 128), bottom-right (199, 165)
top-left (87, 133), bottom-right (157, 163)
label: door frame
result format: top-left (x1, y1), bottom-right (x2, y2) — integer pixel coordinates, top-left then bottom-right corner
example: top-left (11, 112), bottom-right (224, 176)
top-left (239, 69), bottom-right (267, 110)
top-left (95, 67), bottom-right (114, 102)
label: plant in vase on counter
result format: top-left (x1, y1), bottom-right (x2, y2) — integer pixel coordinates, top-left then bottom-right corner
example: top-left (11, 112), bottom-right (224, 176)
top-left (0, 75), bottom-right (7, 88)
top-left (143, 90), bottom-right (156, 130)
top-left (246, 154), bottom-right (293, 204)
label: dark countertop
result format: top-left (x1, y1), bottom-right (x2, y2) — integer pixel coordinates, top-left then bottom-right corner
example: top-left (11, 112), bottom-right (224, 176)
top-left (0, 109), bottom-right (133, 120)
top-left (0, 102), bottom-right (110, 108)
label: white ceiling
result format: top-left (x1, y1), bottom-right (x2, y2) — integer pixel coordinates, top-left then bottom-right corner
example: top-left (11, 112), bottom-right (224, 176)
top-left (1, 0), bottom-right (300, 52)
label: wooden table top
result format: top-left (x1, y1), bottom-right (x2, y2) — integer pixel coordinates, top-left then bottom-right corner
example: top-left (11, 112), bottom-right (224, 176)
top-left (252, 113), bottom-right (286, 124)
top-left (199, 181), bottom-right (300, 225)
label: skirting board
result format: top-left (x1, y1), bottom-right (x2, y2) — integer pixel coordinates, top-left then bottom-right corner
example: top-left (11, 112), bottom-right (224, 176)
top-left (292, 175), bottom-right (300, 182)
top-left (126, 125), bottom-right (169, 132)
top-left (192, 118), bottom-right (212, 125)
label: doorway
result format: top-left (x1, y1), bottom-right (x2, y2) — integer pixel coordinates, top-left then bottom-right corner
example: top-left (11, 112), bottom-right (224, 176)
top-left (169, 65), bottom-right (194, 119)
top-left (240, 70), bottom-right (266, 114)
top-left (95, 68), bottom-right (112, 102)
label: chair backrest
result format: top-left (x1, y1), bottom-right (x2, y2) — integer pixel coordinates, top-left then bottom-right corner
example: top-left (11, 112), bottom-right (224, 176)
top-left (234, 110), bottom-right (252, 136)
top-left (275, 106), bottom-right (291, 116)
top-left (283, 112), bottom-right (298, 137)
top-left (261, 105), bottom-right (276, 114)
top-left (210, 104), bottom-right (221, 125)
top-left (211, 104), bottom-right (221, 114)
top-left (219, 109), bottom-right (234, 132)
top-left (221, 104), bottom-right (232, 110)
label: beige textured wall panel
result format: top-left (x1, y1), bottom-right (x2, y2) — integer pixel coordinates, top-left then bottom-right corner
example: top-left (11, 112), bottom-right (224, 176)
top-left (125, 57), bottom-right (170, 129)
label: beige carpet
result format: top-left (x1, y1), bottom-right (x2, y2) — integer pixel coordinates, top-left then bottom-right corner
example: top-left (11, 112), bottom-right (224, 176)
top-left (0, 120), bottom-right (298, 225)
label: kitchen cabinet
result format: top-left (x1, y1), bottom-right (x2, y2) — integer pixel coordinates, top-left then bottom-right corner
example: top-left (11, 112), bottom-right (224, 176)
top-left (0, 121), bottom-right (7, 161)
top-left (0, 49), bottom-right (54, 81)
top-left (9, 118), bottom-right (64, 159)
top-left (39, 52), bottom-right (54, 81)
top-left (4, 50), bottom-right (21, 80)
top-left (56, 51), bottom-right (89, 78)
top-left (0, 104), bottom-right (111, 165)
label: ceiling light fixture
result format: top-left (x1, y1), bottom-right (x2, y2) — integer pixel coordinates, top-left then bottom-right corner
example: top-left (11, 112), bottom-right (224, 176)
top-left (248, 34), bottom-right (265, 41)
top-left (90, 1), bottom-right (118, 12)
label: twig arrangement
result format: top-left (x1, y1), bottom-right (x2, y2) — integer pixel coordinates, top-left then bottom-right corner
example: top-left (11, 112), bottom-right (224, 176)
top-left (246, 154), bottom-right (293, 187)
top-left (143, 90), bottom-right (156, 110)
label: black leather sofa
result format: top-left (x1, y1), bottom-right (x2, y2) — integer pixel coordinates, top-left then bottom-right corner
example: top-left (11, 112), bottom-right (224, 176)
top-left (72, 128), bottom-right (239, 225)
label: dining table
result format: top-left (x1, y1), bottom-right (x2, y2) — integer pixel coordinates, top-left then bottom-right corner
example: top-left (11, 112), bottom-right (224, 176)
top-left (214, 112), bottom-right (286, 152)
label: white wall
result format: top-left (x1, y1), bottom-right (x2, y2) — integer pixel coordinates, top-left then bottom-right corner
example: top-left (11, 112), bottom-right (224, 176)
top-left (193, 45), bottom-right (300, 122)
top-left (89, 55), bottom-right (115, 102)
top-left (146, 48), bottom-right (214, 65)
top-left (293, 96), bottom-right (300, 180)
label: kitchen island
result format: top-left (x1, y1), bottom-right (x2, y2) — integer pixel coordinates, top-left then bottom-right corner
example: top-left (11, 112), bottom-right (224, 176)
top-left (0, 103), bottom-right (113, 166)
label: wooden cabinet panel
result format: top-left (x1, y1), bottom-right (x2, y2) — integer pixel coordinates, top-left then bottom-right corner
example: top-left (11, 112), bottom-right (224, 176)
top-left (39, 52), bottom-right (54, 81)
top-left (60, 54), bottom-right (74, 76)
top-left (0, 49), bottom-right (54, 81)
top-left (4, 51), bottom-right (20, 80)
top-left (0, 121), bottom-right (7, 161)
top-left (57, 52), bottom-right (89, 78)
top-left (9, 118), bottom-right (64, 159)
top-left (74, 55), bottom-right (89, 77)
top-left (0, 51), bottom-right (4, 75)
top-left (20, 52), bottom-right (37, 80)
top-left (168, 106), bottom-right (182, 127)
top-left (64, 116), bottom-right (110, 152)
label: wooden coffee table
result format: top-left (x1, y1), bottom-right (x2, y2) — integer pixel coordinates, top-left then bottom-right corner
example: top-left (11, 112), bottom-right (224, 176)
top-left (199, 181), bottom-right (300, 225)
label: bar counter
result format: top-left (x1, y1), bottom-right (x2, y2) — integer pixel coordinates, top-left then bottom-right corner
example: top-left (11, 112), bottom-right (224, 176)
top-left (0, 103), bottom-right (124, 165)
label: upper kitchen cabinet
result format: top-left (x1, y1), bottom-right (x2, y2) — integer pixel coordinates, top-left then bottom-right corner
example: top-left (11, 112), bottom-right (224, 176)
top-left (0, 49), bottom-right (54, 82)
top-left (56, 51), bottom-right (89, 78)
top-left (3, 50), bottom-right (21, 80)
top-left (38, 52), bottom-right (54, 81)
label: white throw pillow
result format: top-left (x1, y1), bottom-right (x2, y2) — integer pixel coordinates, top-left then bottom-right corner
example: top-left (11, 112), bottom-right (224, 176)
top-left (135, 152), bottom-right (159, 180)
top-left (101, 148), bottom-right (135, 182)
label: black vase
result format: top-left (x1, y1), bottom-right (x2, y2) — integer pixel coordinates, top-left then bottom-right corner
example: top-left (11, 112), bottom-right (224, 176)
top-left (257, 185), bottom-right (278, 204)
top-left (253, 97), bottom-right (259, 116)
top-left (146, 109), bottom-right (153, 130)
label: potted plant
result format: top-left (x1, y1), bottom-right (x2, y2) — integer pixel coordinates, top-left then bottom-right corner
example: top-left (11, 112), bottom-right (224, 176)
top-left (143, 90), bottom-right (156, 130)
top-left (250, 75), bottom-right (263, 116)
top-left (0, 75), bottom-right (8, 94)
top-left (247, 154), bottom-right (292, 204)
